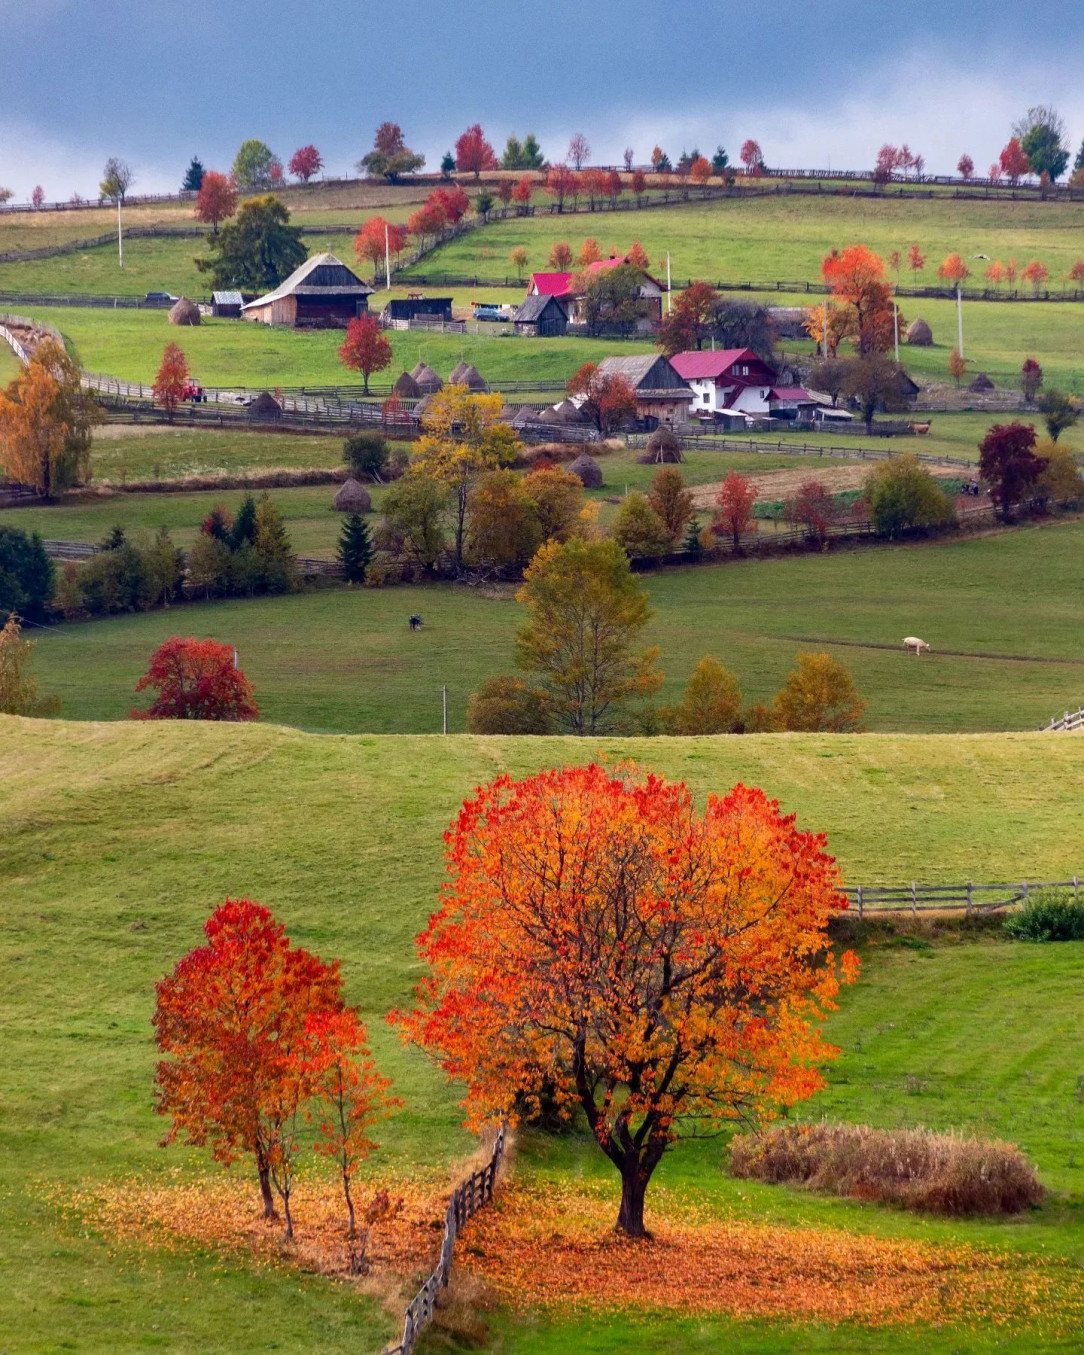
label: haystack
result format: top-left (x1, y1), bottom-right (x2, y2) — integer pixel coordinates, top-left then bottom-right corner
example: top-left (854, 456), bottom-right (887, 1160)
top-left (413, 392), bottom-right (436, 424)
top-left (905, 317), bottom-right (933, 346)
top-left (969, 372), bottom-right (995, 392)
top-left (168, 297), bottom-right (201, 326)
top-left (333, 478), bottom-right (372, 513)
top-left (410, 362), bottom-right (443, 393)
top-left (449, 361), bottom-right (488, 391)
top-left (392, 370), bottom-right (422, 399)
top-left (568, 453), bottom-right (603, 488)
top-left (247, 390), bottom-right (283, 422)
top-left (639, 428), bottom-right (684, 463)
top-left (547, 399), bottom-right (589, 425)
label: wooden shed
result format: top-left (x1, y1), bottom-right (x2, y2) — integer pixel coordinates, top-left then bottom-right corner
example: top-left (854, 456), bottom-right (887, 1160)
top-left (212, 291), bottom-right (244, 319)
top-left (242, 253), bottom-right (373, 328)
top-left (512, 293), bottom-right (569, 338)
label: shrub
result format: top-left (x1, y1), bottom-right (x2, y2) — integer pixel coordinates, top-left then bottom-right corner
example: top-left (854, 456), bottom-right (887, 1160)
top-left (662, 656), bottom-right (741, 734)
top-left (611, 491), bottom-right (671, 558)
top-left (730, 1122), bottom-right (1044, 1216)
top-left (864, 454), bottom-right (956, 537)
top-left (773, 652), bottom-right (865, 732)
top-left (1004, 890), bottom-right (1084, 942)
top-left (0, 526), bottom-right (55, 623)
top-left (343, 432), bottom-right (389, 481)
top-left (466, 676), bottom-right (551, 734)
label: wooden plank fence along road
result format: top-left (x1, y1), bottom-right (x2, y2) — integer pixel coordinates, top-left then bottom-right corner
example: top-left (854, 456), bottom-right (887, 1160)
top-left (844, 877), bottom-right (1082, 917)
top-left (384, 1125), bottom-right (505, 1355)
top-left (1042, 707), bottom-right (1084, 732)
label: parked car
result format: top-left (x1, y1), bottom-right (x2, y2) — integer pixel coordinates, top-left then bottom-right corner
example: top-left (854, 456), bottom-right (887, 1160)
top-left (145, 290), bottom-right (178, 304)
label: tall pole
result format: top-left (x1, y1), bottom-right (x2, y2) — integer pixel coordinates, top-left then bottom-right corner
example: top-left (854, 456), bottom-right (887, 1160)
top-left (956, 282), bottom-right (964, 357)
top-left (893, 302), bottom-right (900, 363)
top-left (117, 197), bottom-right (123, 269)
top-left (666, 251), bottom-right (672, 313)
top-left (823, 294), bottom-right (829, 359)
top-left (385, 221), bottom-right (391, 291)
top-left (441, 685), bottom-right (448, 735)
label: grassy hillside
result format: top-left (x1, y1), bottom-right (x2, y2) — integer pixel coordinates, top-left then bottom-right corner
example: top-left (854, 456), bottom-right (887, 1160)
top-left (19, 515), bottom-right (1084, 734)
top-left (2, 719), bottom-right (1084, 1353)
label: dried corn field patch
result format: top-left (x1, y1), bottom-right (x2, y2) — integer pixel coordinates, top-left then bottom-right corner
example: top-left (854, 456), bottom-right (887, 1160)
top-left (458, 1181), bottom-right (1084, 1333)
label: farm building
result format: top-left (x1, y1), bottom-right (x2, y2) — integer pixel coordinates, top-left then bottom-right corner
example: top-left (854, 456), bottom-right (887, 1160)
top-left (212, 291), bottom-right (244, 319)
top-left (380, 296), bottom-right (454, 325)
top-left (669, 349), bottom-right (815, 420)
top-left (512, 293), bottom-right (569, 337)
top-left (526, 256), bottom-right (666, 330)
top-left (242, 253), bottom-right (373, 328)
top-left (594, 355), bottom-right (692, 428)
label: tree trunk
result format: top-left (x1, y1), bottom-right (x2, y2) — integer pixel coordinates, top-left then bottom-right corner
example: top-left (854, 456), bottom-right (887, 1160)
top-left (258, 1161), bottom-right (277, 1220)
top-left (615, 1159), bottom-right (650, 1238)
top-left (343, 1171), bottom-right (356, 1239)
top-left (282, 1189), bottom-right (294, 1241)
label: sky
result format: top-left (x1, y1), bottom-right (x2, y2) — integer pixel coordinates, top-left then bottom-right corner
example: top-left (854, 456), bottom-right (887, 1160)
top-left (2, 0), bottom-right (1084, 201)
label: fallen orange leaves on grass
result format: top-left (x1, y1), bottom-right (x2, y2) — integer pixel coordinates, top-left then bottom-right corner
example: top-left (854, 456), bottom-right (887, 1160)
top-left (458, 1181), bottom-right (1084, 1332)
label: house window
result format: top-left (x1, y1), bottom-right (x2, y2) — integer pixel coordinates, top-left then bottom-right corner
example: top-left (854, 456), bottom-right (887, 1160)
top-left (740, 365), bottom-right (749, 375)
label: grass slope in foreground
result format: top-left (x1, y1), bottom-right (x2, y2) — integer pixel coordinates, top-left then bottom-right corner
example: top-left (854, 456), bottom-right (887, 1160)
top-left (2, 720), bottom-right (1084, 1354)
top-left (24, 515), bottom-right (1084, 734)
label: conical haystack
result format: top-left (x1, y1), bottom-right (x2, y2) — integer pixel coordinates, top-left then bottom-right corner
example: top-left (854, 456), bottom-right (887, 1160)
top-left (410, 362), bottom-right (443, 393)
top-left (333, 477), bottom-right (372, 513)
top-left (568, 452), bottom-right (603, 488)
top-left (905, 317), bottom-right (933, 346)
top-left (449, 361), bottom-right (488, 391)
top-left (247, 390), bottom-right (283, 422)
top-left (168, 297), bottom-right (201, 326)
top-left (392, 370), bottom-right (422, 399)
top-left (969, 372), bottom-right (995, 392)
top-left (547, 399), bottom-right (589, 425)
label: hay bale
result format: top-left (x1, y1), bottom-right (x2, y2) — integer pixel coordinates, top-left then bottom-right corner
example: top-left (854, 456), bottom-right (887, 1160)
top-left (643, 427), bottom-right (684, 463)
top-left (448, 361), bottom-right (488, 391)
top-left (168, 297), bottom-right (201, 326)
top-left (568, 453), bottom-right (603, 488)
top-left (547, 399), bottom-right (590, 425)
top-left (247, 390), bottom-right (283, 422)
top-left (905, 317), bottom-right (933, 347)
top-left (333, 477), bottom-right (372, 513)
top-left (969, 372), bottom-right (995, 392)
top-left (392, 370), bottom-right (422, 399)
top-left (410, 362), bottom-right (443, 393)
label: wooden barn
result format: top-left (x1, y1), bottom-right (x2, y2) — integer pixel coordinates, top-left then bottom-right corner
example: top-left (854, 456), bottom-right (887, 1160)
top-left (512, 293), bottom-right (569, 337)
top-left (380, 296), bottom-right (454, 325)
top-left (595, 354), bottom-right (693, 429)
top-left (242, 253), bottom-right (373, 328)
top-left (211, 290), bottom-right (244, 319)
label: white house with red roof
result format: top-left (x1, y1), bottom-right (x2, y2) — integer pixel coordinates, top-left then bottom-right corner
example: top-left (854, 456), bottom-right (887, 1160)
top-left (526, 256), bottom-right (666, 329)
top-left (669, 348), bottom-right (818, 420)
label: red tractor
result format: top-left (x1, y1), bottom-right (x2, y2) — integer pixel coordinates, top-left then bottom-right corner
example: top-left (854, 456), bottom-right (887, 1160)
top-left (182, 379), bottom-right (206, 403)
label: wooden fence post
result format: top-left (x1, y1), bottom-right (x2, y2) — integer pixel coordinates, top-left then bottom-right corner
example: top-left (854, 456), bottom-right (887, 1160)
top-left (966, 881), bottom-right (973, 918)
top-left (911, 880), bottom-right (917, 915)
top-left (856, 884), bottom-right (863, 919)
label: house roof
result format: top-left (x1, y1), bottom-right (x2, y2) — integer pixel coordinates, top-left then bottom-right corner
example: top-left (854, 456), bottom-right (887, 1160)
top-left (212, 290), bottom-right (243, 305)
top-left (242, 253), bottom-right (373, 311)
top-left (596, 354), bottom-right (691, 393)
top-left (513, 293), bottom-right (566, 322)
top-left (768, 386), bottom-right (816, 402)
top-left (669, 349), bottom-right (765, 380)
top-left (528, 257), bottom-right (663, 298)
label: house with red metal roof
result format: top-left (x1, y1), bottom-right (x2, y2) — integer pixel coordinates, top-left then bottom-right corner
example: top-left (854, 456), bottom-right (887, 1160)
top-left (525, 256), bottom-right (666, 330)
top-left (669, 348), bottom-right (817, 420)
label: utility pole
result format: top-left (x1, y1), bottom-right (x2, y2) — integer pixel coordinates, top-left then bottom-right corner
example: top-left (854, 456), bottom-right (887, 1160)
top-left (956, 282), bottom-right (964, 358)
top-left (894, 301), bottom-right (900, 363)
top-left (666, 252), bottom-right (672, 313)
top-left (441, 685), bottom-right (448, 734)
top-left (385, 221), bottom-right (391, 290)
top-left (117, 197), bottom-right (123, 269)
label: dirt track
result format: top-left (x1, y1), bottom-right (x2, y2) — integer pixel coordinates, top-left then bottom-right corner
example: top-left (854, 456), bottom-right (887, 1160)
top-left (688, 459), bottom-right (964, 509)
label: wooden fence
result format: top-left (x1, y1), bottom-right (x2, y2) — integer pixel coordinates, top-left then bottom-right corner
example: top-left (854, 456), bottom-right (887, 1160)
top-left (384, 1125), bottom-right (506, 1355)
top-left (1041, 707), bottom-right (1084, 732)
top-left (843, 878), bottom-right (1082, 917)
top-left (39, 537), bottom-right (344, 578)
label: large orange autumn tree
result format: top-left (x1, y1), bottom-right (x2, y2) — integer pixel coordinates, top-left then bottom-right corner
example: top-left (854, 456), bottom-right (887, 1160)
top-left (397, 763), bottom-right (857, 1237)
top-left (821, 244), bottom-right (896, 353)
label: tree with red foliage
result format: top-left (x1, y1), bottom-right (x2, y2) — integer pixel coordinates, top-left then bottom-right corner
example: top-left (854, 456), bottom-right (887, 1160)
top-left (979, 422), bottom-right (1041, 519)
top-left (1000, 137), bottom-right (1030, 185)
top-left (548, 240), bottom-right (574, 269)
top-left (1019, 356), bottom-right (1044, 403)
top-left (194, 171), bottom-right (237, 235)
top-left (338, 315), bottom-right (393, 395)
top-left (908, 243), bottom-right (926, 278)
top-left (714, 470), bottom-right (758, 550)
top-left (567, 362), bottom-right (637, 435)
top-left (354, 215), bottom-right (408, 283)
top-left (153, 343), bottom-right (190, 422)
top-left (873, 144), bottom-right (897, 185)
top-left (937, 253), bottom-right (970, 289)
top-left (784, 479), bottom-right (838, 542)
top-left (822, 245), bottom-right (895, 353)
top-left (689, 155), bottom-right (713, 189)
top-left (957, 154), bottom-right (975, 180)
top-left (511, 176), bottom-right (533, 213)
top-left (154, 898), bottom-right (345, 1235)
top-left (434, 184), bottom-right (471, 224)
top-left (407, 198), bottom-right (448, 244)
top-left (627, 240), bottom-right (650, 270)
top-left (568, 132), bottom-right (590, 170)
top-left (455, 124), bottom-right (498, 179)
top-left (740, 139), bottom-right (764, 173)
top-left (656, 279), bottom-right (719, 353)
top-left (1021, 259), bottom-right (1050, 296)
top-left (133, 637), bottom-right (259, 721)
top-left (1068, 259), bottom-right (1084, 295)
top-left (544, 164), bottom-right (576, 212)
top-left (305, 1007), bottom-right (398, 1236)
top-left (631, 169), bottom-right (647, 198)
top-left (288, 145), bottom-right (323, 183)
top-left (394, 762), bottom-right (856, 1237)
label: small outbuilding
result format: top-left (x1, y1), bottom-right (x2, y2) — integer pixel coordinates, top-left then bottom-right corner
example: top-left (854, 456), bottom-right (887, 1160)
top-left (212, 291), bottom-right (244, 319)
top-left (242, 252), bottom-right (373, 328)
top-left (906, 317), bottom-right (933, 346)
top-left (168, 297), bottom-right (201, 326)
top-left (333, 478), bottom-right (373, 513)
top-left (512, 293), bottom-right (569, 338)
top-left (568, 453), bottom-right (604, 488)
top-left (381, 296), bottom-right (453, 324)
top-left (247, 390), bottom-right (283, 423)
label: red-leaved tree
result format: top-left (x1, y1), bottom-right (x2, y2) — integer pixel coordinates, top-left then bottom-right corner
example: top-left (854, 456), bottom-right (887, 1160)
top-left (1000, 137), bottom-right (1030, 185)
top-left (978, 422), bottom-right (1041, 519)
top-left (354, 216), bottom-right (408, 283)
top-left (957, 154), bottom-right (975, 180)
top-left (434, 184), bottom-right (471, 224)
top-left (132, 637), bottom-right (259, 721)
top-left (714, 470), bottom-right (758, 550)
top-left (339, 315), bottom-right (393, 394)
top-left (740, 139), bottom-right (764, 173)
top-left (288, 145), bottom-right (323, 183)
top-left (153, 343), bottom-right (190, 422)
top-left (566, 362), bottom-right (637, 434)
top-left (822, 245), bottom-right (895, 352)
top-left (784, 479), bottom-right (838, 542)
top-left (394, 763), bottom-right (857, 1237)
top-left (195, 171), bottom-right (238, 236)
top-left (455, 124), bottom-right (498, 179)
top-left (153, 899), bottom-right (344, 1237)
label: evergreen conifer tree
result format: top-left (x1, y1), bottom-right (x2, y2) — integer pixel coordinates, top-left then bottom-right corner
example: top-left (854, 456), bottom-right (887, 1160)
top-left (230, 494), bottom-right (258, 551)
top-left (337, 513), bottom-right (373, 584)
top-left (182, 157), bottom-right (205, 192)
top-left (253, 495), bottom-right (297, 593)
top-left (683, 517), bottom-right (703, 558)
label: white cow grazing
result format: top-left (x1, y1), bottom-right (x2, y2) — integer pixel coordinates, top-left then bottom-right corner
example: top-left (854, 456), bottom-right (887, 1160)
top-left (903, 636), bottom-right (931, 655)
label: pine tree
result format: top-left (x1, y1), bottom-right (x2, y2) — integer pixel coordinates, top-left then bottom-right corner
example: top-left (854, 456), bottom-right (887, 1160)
top-left (230, 494), bottom-right (258, 551)
top-left (1075, 140), bottom-right (1084, 172)
top-left (182, 157), bottom-right (205, 192)
top-left (683, 517), bottom-right (703, 558)
top-left (337, 513), bottom-right (373, 584)
top-left (253, 495), bottom-right (297, 593)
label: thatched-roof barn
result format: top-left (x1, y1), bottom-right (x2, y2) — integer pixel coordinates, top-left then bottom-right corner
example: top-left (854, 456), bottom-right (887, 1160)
top-left (168, 297), bottom-right (201, 326)
top-left (247, 390), bottom-right (283, 422)
top-left (969, 372), bottom-right (995, 392)
top-left (448, 361), bottom-right (488, 391)
top-left (410, 362), bottom-right (443, 394)
top-left (392, 370), bottom-right (423, 399)
top-left (333, 478), bottom-right (373, 513)
top-left (568, 453), bottom-right (603, 488)
top-left (906, 317), bottom-right (933, 346)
